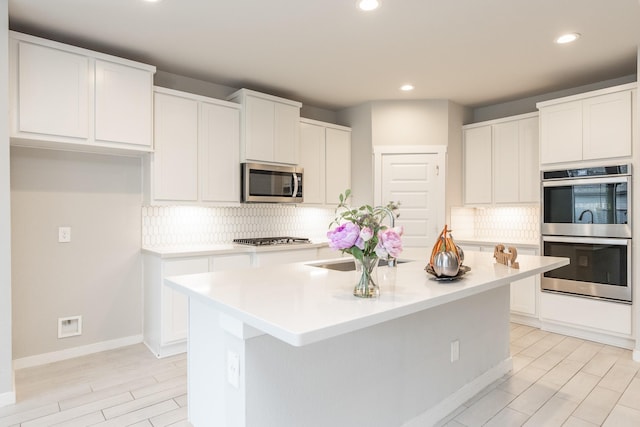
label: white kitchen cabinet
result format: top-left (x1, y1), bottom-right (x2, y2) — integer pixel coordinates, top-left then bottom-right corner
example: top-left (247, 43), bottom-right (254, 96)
top-left (94, 60), bottom-right (153, 147)
top-left (152, 91), bottom-right (199, 201)
top-left (143, 252), bottom-right (252, 358)
top-left (463, 126), bottom-right (492, 205)
top-left (325, 127), bottom-right (352, 203)
top-left (538, 84), bottom-right (634, 165)
top-left (14, 40), bottom-right (89, 139)
top-left (161, 258), bottom-right (209, 346)
top-left (457, 243), bottom-right (539, 321)
top-left (463, 113), bottom-right (538, 205)
top-left (147, 87), bottom-right (241, 204)
top-left (9, 31), bottom-right (155, 154)
top-left (509, 248), bottom-right (537, 317)
top-left (228, 89), bottom-right (302, 165)
top-left (199, 100), bottom-right (241, 203)
top-left (299, 118), bottom-right (351, 206)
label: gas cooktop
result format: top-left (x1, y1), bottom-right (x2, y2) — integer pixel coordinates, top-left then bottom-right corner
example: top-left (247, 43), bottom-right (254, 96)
top-left (233, 237), bottom-right (312, 246)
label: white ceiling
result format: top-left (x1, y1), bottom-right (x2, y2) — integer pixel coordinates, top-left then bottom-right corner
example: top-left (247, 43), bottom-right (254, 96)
top-left (8, 0), bottom-right (640, 111)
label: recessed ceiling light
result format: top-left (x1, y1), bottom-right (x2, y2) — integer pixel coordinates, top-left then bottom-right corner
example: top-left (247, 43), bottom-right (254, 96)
top-left (400, 84), bottom-right (414, 92)
top-left (143, 0), bottom-right (162, 3)
top-left (555, 33), bottom-right (580, 44)
top-left (358, 0), bottom-right (381, 11)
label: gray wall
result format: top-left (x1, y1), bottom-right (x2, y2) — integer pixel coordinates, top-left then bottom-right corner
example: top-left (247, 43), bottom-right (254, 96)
top-left (10, 148), bottom-right (143, 359)
top-left (338, 99), bottom-right (470, 219)
top-left (471, 74), bottom-right (636, 124)
top-left (371, 100), bottom-right (450, 146)
top-left (0, 0), bottom-right (13, 404)
top-left (155, 70), bottom-right (339, 124)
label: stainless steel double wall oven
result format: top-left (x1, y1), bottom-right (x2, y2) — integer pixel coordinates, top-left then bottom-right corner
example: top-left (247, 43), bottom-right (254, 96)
top-left (541, 164), bottom-right (632, 303)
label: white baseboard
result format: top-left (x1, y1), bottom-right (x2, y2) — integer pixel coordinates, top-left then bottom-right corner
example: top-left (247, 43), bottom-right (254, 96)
top-left (143, 340), bottom-right (186, 359)
top-left (13, 334), bottom-right (143, 370)
top-left (510, 313), bottom-right (541, 328)
top-left (404, 357), bottom-right (513, 427)
top-left (540, 320), bottom-right (634, 350)
top-left (0, 390), bottom-right (16, 408)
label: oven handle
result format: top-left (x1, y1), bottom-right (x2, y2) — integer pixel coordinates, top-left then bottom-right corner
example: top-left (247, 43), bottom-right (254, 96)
top-left (542, 176), bottom-right (629, 187)
top-left (542, 235), bottom-right (631, 246)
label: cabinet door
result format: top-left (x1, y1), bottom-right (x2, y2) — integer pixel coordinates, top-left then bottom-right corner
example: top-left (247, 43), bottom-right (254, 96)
top-left (492, 122), bottom-right (519, 204)
top-left (539, 100), bottom-right (582, 164)
top-left (95, 60), bottom-right (153, 147)
top-left (16, 41), bottom-right (89, 138)
top-left (199, 102), bottom-right (240, 203)
top-left (510, 248), bottom-right (538, 316)
top-left (299, 122), bottom-right (326, 205)
top-left (518, 117), bottom-right (539, 203)
top-left (153, 93), bottom-right (198, 201)
top-left (162, 257), bottom-right (210, 344)
top-left (463, 126), bottom-right (492, 204)
top-left (274, 102), bottom-right (300, 164)
top-left (582, 90), bottom-right (632, 160)
top-left (325, 128), bottom-right (351, 204)
top-left (245, 95), bottom-right (274, 162)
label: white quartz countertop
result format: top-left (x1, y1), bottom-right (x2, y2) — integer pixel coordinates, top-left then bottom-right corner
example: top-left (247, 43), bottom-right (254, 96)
top-left (142, 240), bottom-right (329, 258)
top-left (165, 247), bottom-right (568, 347)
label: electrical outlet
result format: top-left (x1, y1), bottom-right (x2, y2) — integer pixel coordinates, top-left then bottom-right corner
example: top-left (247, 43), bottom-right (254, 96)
top-left (58, 226), bottom-right (71, 243)
top-left (450, 339), bottom-right (460, 363)
top-left (58, 315), bottom-right (82, 338)
top-left (227, 351), bottom-right (240, 388)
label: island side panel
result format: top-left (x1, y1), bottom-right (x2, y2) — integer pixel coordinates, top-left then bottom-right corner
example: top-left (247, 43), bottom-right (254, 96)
top-left (243, 286), bottom-right (511, 427)
top-left (188, 298), bottom-right (247, 426)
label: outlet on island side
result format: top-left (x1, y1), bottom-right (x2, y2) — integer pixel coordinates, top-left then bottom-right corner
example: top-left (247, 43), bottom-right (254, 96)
top-left (227, 350), bottom-right (240, 388)
top-left (450, 339), bottom-right (460, 363)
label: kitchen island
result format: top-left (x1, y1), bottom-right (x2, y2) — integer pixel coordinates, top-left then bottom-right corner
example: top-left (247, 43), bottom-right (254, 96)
top-left (166, 247), bottom-right (568, 427)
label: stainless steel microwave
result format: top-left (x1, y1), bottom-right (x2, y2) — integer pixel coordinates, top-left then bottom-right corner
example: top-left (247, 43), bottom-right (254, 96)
top-left (241, 162), bottom-right (303, 203)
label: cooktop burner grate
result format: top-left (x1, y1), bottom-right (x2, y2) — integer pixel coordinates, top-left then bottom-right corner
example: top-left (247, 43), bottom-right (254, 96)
top-left (233, 237), bottom-right (312, 246)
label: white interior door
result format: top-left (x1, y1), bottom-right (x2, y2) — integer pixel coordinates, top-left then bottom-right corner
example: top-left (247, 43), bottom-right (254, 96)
top-left (379, 152), bottom-right (443, 248)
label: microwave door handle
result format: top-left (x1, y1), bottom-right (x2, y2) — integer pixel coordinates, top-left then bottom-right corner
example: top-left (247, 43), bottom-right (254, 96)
top-left (292, 173), bottom-right (298, 197)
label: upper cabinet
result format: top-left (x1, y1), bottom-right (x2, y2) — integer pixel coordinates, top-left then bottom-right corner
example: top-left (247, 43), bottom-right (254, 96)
top-left (299, 118), bottom-right (351, 206)
top-left (227, 89), bottom-right (302, 165)
top-left (9, 31), bottom-right (156, 154)
top-left (463, 113), bottom-right (539, 205)
top-left (537, 84), bottom-right (635, 165)
top-left (146, 87), bottom-right (241, 205)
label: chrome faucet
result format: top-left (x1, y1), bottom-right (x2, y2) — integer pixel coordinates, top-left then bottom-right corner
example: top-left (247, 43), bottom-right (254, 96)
top-left (380, 206), bottom-right (397, 267)
top-left (578, 209), bottom-right (594, 224)
top-left (381, 207), bottom-right (395, 228)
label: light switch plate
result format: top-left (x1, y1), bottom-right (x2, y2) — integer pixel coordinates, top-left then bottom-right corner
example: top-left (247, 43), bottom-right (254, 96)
top-left (58, 227), bottom-right (71, 243)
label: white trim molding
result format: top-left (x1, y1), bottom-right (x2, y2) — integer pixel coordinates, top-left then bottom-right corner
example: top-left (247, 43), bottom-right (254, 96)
top-left (405, 358), bottom-right (513, 427)
top-left (13, 334), bottom-right (143, 370)
top-left (373, 144), bottom-right (447, 242)
top-left (0, 391), bottom-right (16, 408)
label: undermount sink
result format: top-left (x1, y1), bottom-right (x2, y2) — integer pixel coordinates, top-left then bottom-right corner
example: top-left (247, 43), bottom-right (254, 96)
top-left (307, 258), bottom-right (410, 272)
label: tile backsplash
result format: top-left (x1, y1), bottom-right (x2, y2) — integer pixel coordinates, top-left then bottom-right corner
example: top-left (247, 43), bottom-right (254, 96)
top-left (450, 205), bottom-right (540, 243)
top-left (142, 205), bottom-right (336, 247)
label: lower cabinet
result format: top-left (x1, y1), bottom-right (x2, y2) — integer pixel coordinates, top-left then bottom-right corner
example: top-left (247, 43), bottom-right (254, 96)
top-left (144, 247), bottom-right (334, 357)
top-left (143, 252), bottom-right (252, 358)
top-left (459, 244), bottom-right (539, 321)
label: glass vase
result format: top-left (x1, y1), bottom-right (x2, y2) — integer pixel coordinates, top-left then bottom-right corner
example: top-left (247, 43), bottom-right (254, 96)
top-left (353, 255), bottom-right (380, 298)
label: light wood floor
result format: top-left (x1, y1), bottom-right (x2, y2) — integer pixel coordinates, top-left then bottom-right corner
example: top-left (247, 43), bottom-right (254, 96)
top-left (1, 324), bottom-right (640, 426)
